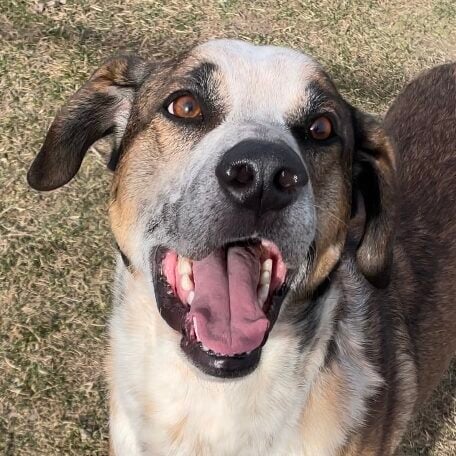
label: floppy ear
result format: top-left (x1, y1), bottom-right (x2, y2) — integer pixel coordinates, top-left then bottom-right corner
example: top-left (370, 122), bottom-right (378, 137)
top-left (352, 109), bottom-right (397, 288)
top-left (27, 55), bottom-right (151, 191)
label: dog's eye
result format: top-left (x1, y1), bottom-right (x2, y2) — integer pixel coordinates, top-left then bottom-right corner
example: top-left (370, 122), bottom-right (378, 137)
top-left (167, 94), bottom-right (202, 119)
top-left (309, 116), bottom-right (333, 141)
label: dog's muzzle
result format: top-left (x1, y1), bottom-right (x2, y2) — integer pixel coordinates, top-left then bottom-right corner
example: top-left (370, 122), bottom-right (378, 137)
top-left (150, 140), bottom-right (309, 378)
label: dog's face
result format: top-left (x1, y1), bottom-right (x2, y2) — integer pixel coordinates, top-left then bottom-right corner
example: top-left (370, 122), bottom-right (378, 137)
top-left (28, 40), bottom-right (396, 378)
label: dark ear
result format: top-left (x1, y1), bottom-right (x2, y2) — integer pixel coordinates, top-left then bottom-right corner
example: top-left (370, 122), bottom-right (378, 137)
top-left (27, 55), bottom-right (151, 191)
top-left (352, 109), bottom-right (397, 288)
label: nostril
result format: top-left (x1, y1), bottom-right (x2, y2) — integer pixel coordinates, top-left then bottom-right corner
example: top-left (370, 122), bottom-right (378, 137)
top-left (276, 169), bottom-right (298, 190)
top-left (227, 163), bottom-right (255, 187)
top-left (275, 168), bottom-right (308, 192)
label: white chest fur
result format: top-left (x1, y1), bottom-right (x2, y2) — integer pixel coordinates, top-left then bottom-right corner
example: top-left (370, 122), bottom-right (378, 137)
top-left (108, 263), bottom-right (381, 456)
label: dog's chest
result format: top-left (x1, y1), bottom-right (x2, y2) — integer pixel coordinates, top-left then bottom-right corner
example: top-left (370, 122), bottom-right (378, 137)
top-left (134, 357), bottom-right (356, 456)
top-left (136, 342), bottom-right (307, 455)
top-left (110, 269), bottom-right (310, 455)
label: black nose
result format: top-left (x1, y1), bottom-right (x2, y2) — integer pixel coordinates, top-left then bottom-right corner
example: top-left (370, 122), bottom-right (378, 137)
top-left (216, 140), bottom-right (308, 214)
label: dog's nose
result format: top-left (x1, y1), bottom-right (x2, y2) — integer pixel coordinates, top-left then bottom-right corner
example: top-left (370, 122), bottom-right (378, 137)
top-left (216, 140), bottom-right (308, 214)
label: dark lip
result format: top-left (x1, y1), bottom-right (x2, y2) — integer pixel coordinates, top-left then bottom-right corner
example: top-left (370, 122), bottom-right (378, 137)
top-left (151, 245), bottom-right (291, 378)
top-left (181, 339), bottom-right (262, 378)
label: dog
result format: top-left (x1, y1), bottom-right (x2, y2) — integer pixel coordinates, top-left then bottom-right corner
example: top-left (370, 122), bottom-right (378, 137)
top-left (27, 40), bottom-right (456, 455)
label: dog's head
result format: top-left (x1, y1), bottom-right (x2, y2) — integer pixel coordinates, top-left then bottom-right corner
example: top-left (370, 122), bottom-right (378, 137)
top-left (28, 40), bottom-right (396, 378)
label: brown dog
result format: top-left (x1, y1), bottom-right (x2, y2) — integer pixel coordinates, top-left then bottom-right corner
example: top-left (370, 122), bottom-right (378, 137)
top-left (27, 40), bottom-right (456, 455)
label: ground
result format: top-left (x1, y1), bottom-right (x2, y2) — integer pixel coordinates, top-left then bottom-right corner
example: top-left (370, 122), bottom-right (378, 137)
top-left (0, 0), bottom-right (455, 455)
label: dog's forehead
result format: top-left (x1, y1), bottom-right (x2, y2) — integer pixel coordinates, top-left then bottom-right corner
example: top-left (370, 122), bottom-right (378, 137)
top-left (192, 39), bottom-right (324, 119)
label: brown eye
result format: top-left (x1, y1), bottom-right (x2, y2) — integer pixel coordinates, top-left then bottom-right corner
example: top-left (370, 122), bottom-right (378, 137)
top-left (309, 116), bottom-right (333, 140)
top-left (167, 94), bottom-right (202, 119)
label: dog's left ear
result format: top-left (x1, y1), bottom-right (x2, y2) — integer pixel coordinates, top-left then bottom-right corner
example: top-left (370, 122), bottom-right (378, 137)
top-left (27, 55), bottom-right (151, 191)
top-left (352, 109), bottom-right (397, 288)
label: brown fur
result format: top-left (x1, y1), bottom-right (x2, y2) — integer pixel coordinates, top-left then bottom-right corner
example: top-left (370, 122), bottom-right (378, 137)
top-left (385, 63), bottom-right (456, 401)
top-left (338, 62), bottom-right (456, 454)
top-left (300, 362), bottom-right (349, 450)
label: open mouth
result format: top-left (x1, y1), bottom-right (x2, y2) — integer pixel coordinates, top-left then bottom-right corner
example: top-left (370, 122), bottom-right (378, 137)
top-left (152, 239), bottom-right (290, 378)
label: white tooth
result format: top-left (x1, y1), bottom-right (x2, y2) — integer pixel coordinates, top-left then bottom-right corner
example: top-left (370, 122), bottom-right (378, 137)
top-left (181, 274), bottom-right (194, 291)
top-left (201, 344), bottom-right (210, 352)
top-left (261, 259), bottom-right (273, 273)
top-left (187, 290), bottom-right (195, 305)
top-left (260, 270), bottom-right (271, 285)
top-left (193, 316), bottom-right (200, 340)
top-left (178, 257), bottom-right (192, 275)
top-left (258, 284), bottom-right (270, 305)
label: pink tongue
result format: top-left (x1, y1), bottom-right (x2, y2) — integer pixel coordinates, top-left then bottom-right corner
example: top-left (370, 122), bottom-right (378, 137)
top-left (188, 246), bottom-right (269, 356)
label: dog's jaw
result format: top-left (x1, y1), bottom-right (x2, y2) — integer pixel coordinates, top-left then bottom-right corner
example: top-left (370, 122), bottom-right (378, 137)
top-left (150, 239), bottom-right (293, 378)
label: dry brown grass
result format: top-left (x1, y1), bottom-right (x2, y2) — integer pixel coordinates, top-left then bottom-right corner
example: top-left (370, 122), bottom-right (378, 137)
top-left (1, 1), bottom-right (455, 454)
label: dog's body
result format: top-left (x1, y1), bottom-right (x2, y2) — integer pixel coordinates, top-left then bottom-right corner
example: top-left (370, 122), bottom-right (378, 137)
top-left (28, 41), bottom-right (456, 455)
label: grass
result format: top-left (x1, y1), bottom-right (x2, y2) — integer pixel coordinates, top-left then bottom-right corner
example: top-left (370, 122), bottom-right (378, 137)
top-left (0, 0), bottom-right (455, 454)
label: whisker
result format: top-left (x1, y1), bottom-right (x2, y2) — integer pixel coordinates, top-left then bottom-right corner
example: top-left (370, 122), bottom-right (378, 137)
top-left (313, 204), bottom-right (348, 228)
